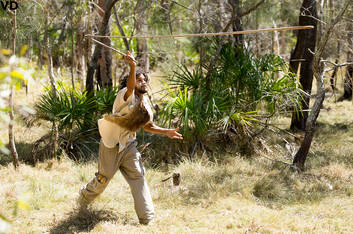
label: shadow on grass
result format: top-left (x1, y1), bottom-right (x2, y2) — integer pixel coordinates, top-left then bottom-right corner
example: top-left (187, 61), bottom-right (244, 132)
top-left (251, 166), bottom-right (353, 209)
top-left (0, 142), bottom-right (34, 166)
top-left (315, 121), bottom-right (353, 136)
top-left (49, 208), bottom-right (134, 233)
top-left (0, 139), bottom-right (100, 167)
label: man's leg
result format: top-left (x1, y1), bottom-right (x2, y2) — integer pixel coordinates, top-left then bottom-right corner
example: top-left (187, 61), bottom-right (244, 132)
top-left (120, 142), bottom-right (154, 225)
top-left (79, 140), bottom-right (122, 205)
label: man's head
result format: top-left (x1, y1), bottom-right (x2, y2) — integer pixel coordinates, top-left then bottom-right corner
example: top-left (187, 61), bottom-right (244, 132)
top-left (119, 67), bottom-right (149, 94)
top-left (135, 72), bottom-right (148, 94)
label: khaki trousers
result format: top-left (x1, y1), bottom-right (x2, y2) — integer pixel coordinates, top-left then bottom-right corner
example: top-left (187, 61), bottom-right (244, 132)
top-left (80, 140), bottom-right (154, 224)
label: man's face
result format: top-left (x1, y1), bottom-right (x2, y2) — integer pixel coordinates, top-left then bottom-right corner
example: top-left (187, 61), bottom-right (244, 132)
top-left (135, 73), bottom-right (148, 94)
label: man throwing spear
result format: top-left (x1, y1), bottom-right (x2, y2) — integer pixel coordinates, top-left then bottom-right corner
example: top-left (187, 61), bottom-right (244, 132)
top-left (78, 51), bottom-right (183, 225)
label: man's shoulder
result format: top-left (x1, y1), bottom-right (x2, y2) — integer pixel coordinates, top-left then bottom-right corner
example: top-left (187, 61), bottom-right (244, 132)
top-left (113, 87), bottom-right (135, 113)
top-left (115, 87), bottom-right (129, 102)
top-left (117, 87), bottom-right (128, 96)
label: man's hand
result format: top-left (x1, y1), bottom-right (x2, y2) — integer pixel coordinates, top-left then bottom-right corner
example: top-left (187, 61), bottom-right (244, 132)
top-left (124, 51), bottom-right (136, 66)
top-left (165, 128), bottom-right (183, 140)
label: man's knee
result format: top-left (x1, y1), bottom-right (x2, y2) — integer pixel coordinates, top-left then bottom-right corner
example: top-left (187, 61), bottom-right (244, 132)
top-left (84, 173), bottom-right (110, 195)
top-left (95, 172), bottom-right (109, 184)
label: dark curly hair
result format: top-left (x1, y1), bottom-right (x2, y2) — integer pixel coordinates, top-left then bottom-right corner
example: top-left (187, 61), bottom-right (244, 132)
top-left (119, 67), bottom-right (149, 90)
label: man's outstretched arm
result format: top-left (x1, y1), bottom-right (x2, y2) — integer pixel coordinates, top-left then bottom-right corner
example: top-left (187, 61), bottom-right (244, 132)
top-left (143, 123), bottom-right (183, 140)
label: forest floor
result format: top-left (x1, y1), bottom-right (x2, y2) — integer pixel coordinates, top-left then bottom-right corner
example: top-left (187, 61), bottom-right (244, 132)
top-left (0, 74), bottom-right (353, 233)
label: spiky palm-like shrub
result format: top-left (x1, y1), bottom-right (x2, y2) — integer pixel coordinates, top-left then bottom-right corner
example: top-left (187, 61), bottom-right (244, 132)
top-left (34, 85), bottom-right (118, 160)
top-left (160, 43), bottom-right (303, 144)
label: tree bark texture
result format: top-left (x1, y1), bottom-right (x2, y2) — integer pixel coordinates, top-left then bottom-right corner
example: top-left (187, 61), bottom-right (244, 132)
top-left (113, 6), bottom-right (130, 51)
top-left (339, 22), bottom-right (353, 101)
top-left (293, 0), bottom-right (350, 171)
top-left (71, 9), bottom-right (75, 90)
top-left (44, 9), bottom-right (59, 159)
top-left (9, 85), bottom-right (19, 169)
top-left (293, 66), bottom-right (324, 170)
top-left (230, 0), bottom-right (244, 46)
top-left (216, 0), bottom-right (225, 32)
top-left (160, 0), bottom-right (173, 34)
top-left (290, 0), bottom-right (318, 131)
top-left (45, 11), bottom-right (57, 97)
top-left (135, 0), bottom-right (150, 73)
top-left (198, 0), bottom-right (205, 66)
top-left (9, 9), bottom-right (19, 169)
top-left (96, 0), bottom-right (113, 90)
top-left (330, 58), bottom-right (338, 91)
top-left (86, 0), bottom-right (119, 96)
top-left (75, 18), bottom-right (87, 90)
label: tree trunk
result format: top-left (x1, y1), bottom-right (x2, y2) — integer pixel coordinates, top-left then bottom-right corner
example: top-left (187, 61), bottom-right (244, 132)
top-left (9, 9), bottom-right (19, 169)
top-left (96, 0), bottom-right (113, 90)
top-left (9, 85), bottom-right (19, 169)
top-left (216, 0), bottom-right (225, 32)
top-left (81, 2), bottom-right (94, 90)
top-left (161, 0), bottom-right (174, 34)
top-left (272, 20), bottom-right (280, 55)
top-left (113, 6), bottom-right (130, 51)
top-left (230, 0), bottom-right (244, 46)
top-left (293, 66), bottom-right (324, 170)
top-left (45, 11), bottom-right (57, 96)
top-left (330, 59), bottom-right (338, 91)
top-left (293, 0), bottom-right (350, 171)
top-left (86, 0), bottom-right (119, 96)
top-left (135, 0), bottom-right (149, 72)
top-left (198, 0), bottom-right (204, 66)
top-left (71, 9), bottom-right (75, 90)
top-left (339, 22), bottom-right (353, 101)
top-left (75, 19), bottom-right (87, 90)
top-left (44, 9), bottom-right (59, 159)
top-left (340, 65), bottom-right (353, 101)
top-left (37, 32), bottom-right (43, 69)
top-left (290, 0), bottom-right (318, 131)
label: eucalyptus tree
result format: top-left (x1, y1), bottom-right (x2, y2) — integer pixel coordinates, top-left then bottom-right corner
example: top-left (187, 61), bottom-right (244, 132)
top-left (9, 9), bottom-right (19, 169)
top-left (289, 0), bottom-right (318, 131)
top-left (86, 0), bottom-right (119, 96)
top-left (292, 0), bottom-right (351, 170)
top-left (135, 0), bottom-right (151, 72)
top-left (339, 16), bottom-right (353, 101)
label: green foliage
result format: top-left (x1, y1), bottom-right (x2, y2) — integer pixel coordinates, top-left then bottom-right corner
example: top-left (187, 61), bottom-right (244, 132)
top-left (35, 85), bottom-right (95, 132)
top-left (160, 43), bottom-right (303, 142)
top-left (96, 87), bottom-right (119, 116)
top-left (34, 84), bottom-right (118, 160)
top-left (35, 83), bottom-right (118, 130)
top-left (161, 87), bottom-right (208, 140)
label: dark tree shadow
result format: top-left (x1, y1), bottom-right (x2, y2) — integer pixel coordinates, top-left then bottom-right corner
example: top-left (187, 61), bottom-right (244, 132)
top-left (0, 142), bottom-right (34, 166)
top-left (49, 208), bottom-right (135, 233)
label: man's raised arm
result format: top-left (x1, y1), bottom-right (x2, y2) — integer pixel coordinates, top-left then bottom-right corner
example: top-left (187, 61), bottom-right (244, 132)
top-left (124, 51), bottom-right (136, 101)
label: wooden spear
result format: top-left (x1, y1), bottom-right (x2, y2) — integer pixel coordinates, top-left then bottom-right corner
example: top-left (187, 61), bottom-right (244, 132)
top-left (86, 25), bottom-right (314, 39)
top-left (88, 26), bottom-right (314, 57)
